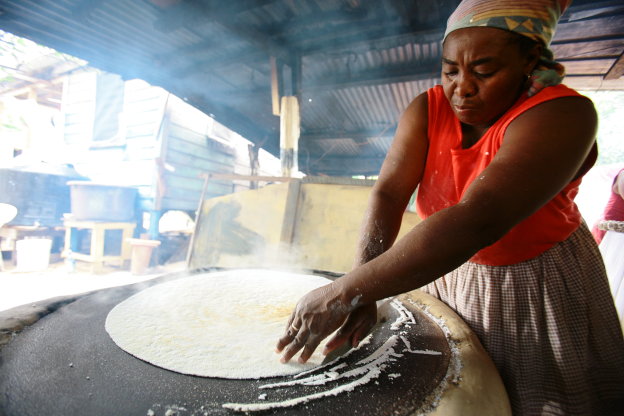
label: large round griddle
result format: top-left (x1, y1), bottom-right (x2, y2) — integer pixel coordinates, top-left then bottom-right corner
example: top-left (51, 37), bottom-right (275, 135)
top-left (0, 270), bottom-right (451, 416)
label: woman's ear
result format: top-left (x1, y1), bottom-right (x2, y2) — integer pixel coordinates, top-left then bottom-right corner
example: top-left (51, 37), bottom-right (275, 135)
top-left (525, 42), bottom-right (543, 74)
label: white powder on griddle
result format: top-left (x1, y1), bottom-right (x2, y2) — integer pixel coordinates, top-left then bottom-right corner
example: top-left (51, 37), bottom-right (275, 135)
top-left (222, 299), bottom-right (450, 413)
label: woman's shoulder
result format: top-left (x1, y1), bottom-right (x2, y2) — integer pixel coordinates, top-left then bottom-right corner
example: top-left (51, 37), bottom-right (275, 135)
top-left (504, 85), bottom-right (595, 130)
top-left (522, 84), bottom-right (590, 111)
top-left (523, 86), bottom-right (595, 120)
top-left (400, 91), bottom-right (429, 128)
top-left (504, 86), bottom-right (597, 153)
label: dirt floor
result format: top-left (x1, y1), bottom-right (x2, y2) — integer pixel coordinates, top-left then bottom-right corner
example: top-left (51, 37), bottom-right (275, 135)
top-left (0, 260), bottom-right (186, 312)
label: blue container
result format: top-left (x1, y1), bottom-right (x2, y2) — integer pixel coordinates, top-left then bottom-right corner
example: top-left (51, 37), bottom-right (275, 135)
top-left (67, 181), bottom-right (137, 222)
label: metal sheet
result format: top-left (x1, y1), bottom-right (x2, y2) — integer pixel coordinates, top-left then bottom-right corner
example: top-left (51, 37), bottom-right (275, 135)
top-left (0, 270), bottom-right (450, 416)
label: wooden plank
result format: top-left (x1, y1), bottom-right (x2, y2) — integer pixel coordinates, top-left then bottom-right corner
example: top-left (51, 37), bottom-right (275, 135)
top-left (563, 75), bottom-right (624, 90)
top-left (161, 197), bottom-right (198, 213)
top-left (307, 155), bottom-right (384, 176)
top-left (125, 135), bottom-right (158, 148)
top-left (271, 56), bottom-right (280, 116)
top-left (304, 62), bottom-right (442, 91)
top-left (163, 183), bottom-right (231, 201)
top-left (562, 58), bottom-right (615, 74)
top-left (166, 175), bottom-right (232, 193)
top-left (200, 173), bottom-right (295, 183)
top-left (554, 16), bottom-right (624, 42)
top-left (124, 87), bottom-right (164, 104)
top-left (166, 148), bottom-right (235, 170)
top-left (167, 123), bottom-right (236, 156)
top-left (183, 173), bottom-right (209, 267)
top-left (166, 136), bottom-right (236, 162)
top-left (126, 124), bottom-right (157, 138)
top-left (552, 39), bottom-right (624, 60)
top-left (279, 180), bottom-right (302, 244)
top-left (123, 109), bottom-right (161, 127)
top-left (164, 175), bottom-right (205, 192)
top-left (605, 52), bottom-right (624, 80)
top-left (166, 164), bottom-right (204, 179)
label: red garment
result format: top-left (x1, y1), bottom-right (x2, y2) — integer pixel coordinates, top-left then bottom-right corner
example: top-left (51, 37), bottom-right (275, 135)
top-left (417, 84), bottom-right (592, 266)
top-left (592, 168), bottom-right (624, 244)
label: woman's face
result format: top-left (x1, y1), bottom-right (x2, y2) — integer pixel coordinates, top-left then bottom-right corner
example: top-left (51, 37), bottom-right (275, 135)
top-left (442, 27), bottom-right (536, 127)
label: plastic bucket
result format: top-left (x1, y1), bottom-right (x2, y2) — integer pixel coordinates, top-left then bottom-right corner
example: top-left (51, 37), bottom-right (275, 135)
top-left (16, 238), bottom-right (52, 272)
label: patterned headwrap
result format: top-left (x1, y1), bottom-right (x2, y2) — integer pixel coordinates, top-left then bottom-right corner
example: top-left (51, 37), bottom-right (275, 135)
top-left (444, 0), bottom-right (572, 96)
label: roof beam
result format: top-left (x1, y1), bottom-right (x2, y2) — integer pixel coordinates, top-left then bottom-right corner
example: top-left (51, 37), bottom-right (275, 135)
top-left (563, 1), bottom-right (624, 22)
top-left (202, 61), bottom-right (441, 99)
top-left (301, 127), bottom-right (395, 141)
top-left (153, 0), bottom-right (288, 59)
top-left (605, 51), bottom-right (624, 80)
top-left (298, 25), bottom-right (444, 55)
top-left (201, 60), bottom-right (442, 99)
top-left (304, 62), bottom-right (441, 90)
top-left (303, 155), bottom-right (384, 176)
top-left (552, 37), bottom-right (624, 59)
top-left (554, 15), bottom-right (624, 43)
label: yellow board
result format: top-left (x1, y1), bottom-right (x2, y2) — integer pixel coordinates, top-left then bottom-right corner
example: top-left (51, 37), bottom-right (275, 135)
top-left (189, 179), bottom-right (421, 273)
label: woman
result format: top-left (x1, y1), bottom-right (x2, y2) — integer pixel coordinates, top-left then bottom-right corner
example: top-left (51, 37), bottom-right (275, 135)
top-left (276, 0), bottom-right (624, 414)
top-left (592, 168), bottom-right (624, 245)
top-left (596, 169), bottom-right (624, 322)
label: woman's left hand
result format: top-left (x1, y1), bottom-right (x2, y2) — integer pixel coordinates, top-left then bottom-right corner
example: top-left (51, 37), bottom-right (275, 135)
top-left (276, 282), bottom-right (354, 364)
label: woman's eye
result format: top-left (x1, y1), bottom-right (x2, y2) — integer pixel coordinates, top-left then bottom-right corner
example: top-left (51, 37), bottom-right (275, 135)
top-left (444, 71), bottom-right (457, 78)
top-left (474, 70), bottom-right (494, 78)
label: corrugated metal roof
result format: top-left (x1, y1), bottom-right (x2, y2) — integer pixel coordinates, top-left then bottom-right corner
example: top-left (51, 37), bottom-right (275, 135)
top-left (1, 0), bottom-right (623, 176)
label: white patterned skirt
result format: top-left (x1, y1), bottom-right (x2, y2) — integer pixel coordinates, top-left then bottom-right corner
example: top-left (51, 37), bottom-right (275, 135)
top-left (422, 223), bottom-right (624, 416)
top-left (599, 228), bottom-right (624, 323)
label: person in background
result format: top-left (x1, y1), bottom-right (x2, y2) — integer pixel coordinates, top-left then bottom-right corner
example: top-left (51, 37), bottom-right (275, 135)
top-left (595, 168), bottom-right (624, 323)
top-left (276, 0), bottom-right (624, 415)
top-left (592, 168), bottom-right (624, 244)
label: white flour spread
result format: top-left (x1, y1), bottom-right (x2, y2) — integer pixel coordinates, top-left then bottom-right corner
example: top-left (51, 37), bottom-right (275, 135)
top-left (221, 299), bottom-right (448, 413)
top-left (106, 270), bottom-right (458, 414)
top-left (105, 269), bottom-right (336, 378)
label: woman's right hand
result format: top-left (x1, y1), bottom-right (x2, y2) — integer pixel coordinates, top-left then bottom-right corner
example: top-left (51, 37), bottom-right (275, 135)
top-left (322, 302), bottom-right (378, 355)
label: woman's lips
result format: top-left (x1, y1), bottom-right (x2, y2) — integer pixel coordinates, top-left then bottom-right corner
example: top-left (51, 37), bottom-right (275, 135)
top-left (454, 104), bottom-right (478, 115)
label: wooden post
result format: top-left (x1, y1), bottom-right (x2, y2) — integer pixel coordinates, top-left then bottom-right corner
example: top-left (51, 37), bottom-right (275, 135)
top-left (279, 179), bottom-right (302, 245)
top-left (280, 96), bottom-right (300, 177)
top-left (270, 56), bottom-right (281, 116)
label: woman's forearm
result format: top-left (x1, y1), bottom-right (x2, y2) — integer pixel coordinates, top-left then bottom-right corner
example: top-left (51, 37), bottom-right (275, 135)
top-left (337, 200), bottom-right (505, 308)
top-left (353, 187), bottom-right (411, 268)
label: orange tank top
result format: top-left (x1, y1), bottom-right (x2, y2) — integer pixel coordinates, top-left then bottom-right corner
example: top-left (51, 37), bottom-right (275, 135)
top-left (416, 84), bottom-right (590, 266)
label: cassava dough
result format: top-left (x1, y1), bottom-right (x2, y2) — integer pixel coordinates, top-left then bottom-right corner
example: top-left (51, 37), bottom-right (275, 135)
top-left (105, 269), bottom-right (334, 379)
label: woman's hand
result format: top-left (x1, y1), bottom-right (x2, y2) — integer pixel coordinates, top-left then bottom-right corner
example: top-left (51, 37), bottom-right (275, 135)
top-left (323, 302), bottom-right (377, 355)
top-left (276, 283), bottom-right (350, 363)
top-left (275, 281), bottom-right (379, 364)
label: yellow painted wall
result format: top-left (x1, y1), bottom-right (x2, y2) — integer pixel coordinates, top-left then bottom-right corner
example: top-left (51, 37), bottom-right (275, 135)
top-left (189, 183), bottom-right (289, 269)
top-left (189, 181), bottom-right (421, 273)
top-left (293, 184), bottom-right (420, 272)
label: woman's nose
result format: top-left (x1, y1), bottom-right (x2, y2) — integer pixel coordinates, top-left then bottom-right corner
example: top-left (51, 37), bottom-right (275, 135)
top-left (455, 73), bottom-right (477, 98)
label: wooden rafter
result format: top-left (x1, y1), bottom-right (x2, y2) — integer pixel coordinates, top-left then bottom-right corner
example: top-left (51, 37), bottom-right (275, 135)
top-left (605, 51), bottom-right (624, 80)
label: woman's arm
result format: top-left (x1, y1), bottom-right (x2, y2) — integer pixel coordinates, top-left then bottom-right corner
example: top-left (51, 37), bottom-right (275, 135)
top-left (353, 92), bottom-right (429, 267)
top-left (278, 95), bottom-right (597, 364)
top-left (316, 92), bottom-right (430, 354)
